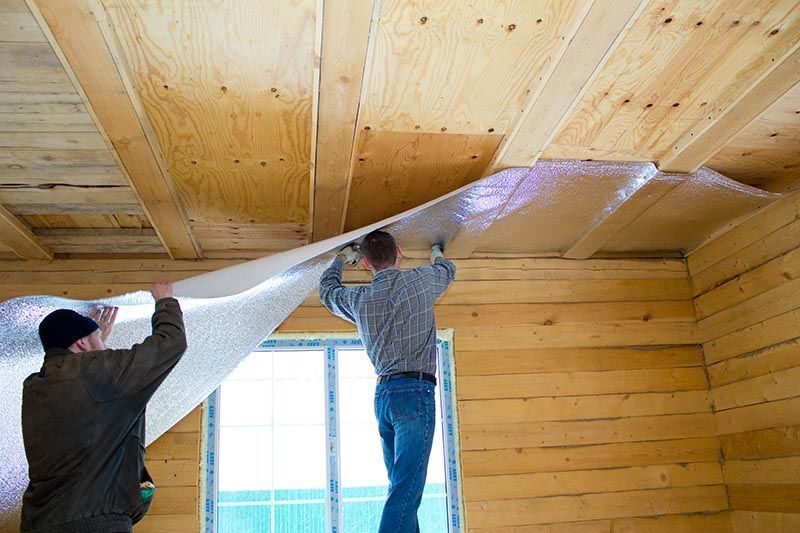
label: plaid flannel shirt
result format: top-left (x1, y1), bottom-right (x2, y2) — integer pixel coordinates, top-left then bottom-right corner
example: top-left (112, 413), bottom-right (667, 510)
top-left (319, 257), bottom-right (456, 376)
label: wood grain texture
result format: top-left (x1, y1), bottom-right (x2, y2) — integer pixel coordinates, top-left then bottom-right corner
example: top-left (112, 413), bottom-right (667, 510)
top-left (104, 0), bottom-right (314, 227)
top-left (487, 0), bottom-right (646, 171)
top-left (343, 130), bottom-right (502, 231)
top-left (360, 0), bottom-right (588, 134)
top-left (32, 0), bottom-right (198, 258)
top-left (707, 84), bottom-right (800, 192)
top-left (312, 0), bottom-right (375, 241)
top-left (545, 0), bottom-right (800, 164)
top-left (0, 203), bottom-right (51, 258)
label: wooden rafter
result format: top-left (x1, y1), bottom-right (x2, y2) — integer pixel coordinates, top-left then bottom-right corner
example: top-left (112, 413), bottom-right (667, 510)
top-left (484, 0), bottom-right (647, 174)
top-left (28, 0), bottom-right (199, 259)
top-left (0, 204), bottom-right (53, 259)
top-left (445, 0), bottom-right (647, 259)
top-left (659, 44), bottom-right (800, 173)
top-left (311, 0), bottom-right (379, 242)
top-left (563, 175), bottom-right (685, 260)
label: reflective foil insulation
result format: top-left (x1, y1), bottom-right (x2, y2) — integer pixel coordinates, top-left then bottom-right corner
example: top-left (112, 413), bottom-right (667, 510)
top-left (0, 162), bottom-right (783, 527)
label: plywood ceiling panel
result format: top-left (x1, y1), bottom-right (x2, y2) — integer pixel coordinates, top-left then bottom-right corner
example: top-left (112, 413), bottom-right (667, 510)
top-left (103, 0), bottom-right (315, 225)
top-left (360, 0), bottom-right (590, 135)
top-left (706, 83), bottom-right (800, 192)
top-left (344, 130), bottom-right (503, 231)
top-left (543, 0), bottom-right (800, 163)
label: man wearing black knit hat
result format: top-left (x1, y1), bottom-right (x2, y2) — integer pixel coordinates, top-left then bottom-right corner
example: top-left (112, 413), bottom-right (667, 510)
top-left (20, 282), bottom-right (187, 533)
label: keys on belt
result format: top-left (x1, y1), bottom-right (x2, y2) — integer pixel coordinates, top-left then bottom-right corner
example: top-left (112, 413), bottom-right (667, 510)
top-left (377, 371), bottom-right (437, 385)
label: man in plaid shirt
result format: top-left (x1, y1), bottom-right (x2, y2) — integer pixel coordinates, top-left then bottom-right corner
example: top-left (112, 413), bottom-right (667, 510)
top-left (320, 230), bottom-right (456, 532)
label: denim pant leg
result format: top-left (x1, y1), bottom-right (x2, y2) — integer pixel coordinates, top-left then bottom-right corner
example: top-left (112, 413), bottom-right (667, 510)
top-left (375, 379), bottom-right (436, 533)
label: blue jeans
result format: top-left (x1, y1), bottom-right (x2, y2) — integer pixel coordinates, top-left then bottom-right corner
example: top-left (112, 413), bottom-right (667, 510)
top-left (374, 378), bottom-right (436, 533)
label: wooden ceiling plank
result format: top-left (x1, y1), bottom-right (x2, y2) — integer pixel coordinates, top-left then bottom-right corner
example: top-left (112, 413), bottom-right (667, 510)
top-left (658, 44), bottom-right (800, 173)
top-left (486, 0), bottom-right (648, 173)
top-left (563, 175), bottom-right (686, 260)
top-left (0, 203), bottom-right (53, 259)
top-left (28, 0), bottom-right (199, 259)
top-left (311, 0), bottom-right (376, 242)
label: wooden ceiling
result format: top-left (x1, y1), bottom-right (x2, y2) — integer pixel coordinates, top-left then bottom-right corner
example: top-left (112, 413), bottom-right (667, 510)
top-left (0, 0), bottom-right (798, 261)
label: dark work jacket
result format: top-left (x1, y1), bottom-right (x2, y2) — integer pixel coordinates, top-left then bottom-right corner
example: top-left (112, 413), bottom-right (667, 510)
top-left (20, 297), bottom-right (187, 532)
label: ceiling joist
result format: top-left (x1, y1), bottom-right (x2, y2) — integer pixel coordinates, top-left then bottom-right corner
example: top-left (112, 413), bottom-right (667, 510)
top-left (28, 0), bottom-right (199, 259)
top-left (563, 175), bottom-right (685, 260)
top-left (659, 43), bottom-right (800, 173)
top-left (311, 0), bottom-right (377, 242)
top-left (0, 204), bottom-right (53, 260)
top-left (485, 0), bottom-right (647, 173)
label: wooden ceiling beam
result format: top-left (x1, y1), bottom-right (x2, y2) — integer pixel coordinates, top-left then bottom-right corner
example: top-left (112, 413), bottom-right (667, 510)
top-left (311, 0), bottom-right (378, 242)
top-left (659, 44), bottom-right (800, 173)
top-left (28, 0), bottom-right (199, 259)
top-left (445, 0), bottom-right (647, 259)
top-left (0, 204), bottom-right (53, 259)
top-left (562, 175), bottom-right (685, 260)
top-left (483, 0), bottom-right (648, 174)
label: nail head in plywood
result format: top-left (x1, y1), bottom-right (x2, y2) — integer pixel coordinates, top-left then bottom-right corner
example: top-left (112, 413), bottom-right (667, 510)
top-left (0, 203), bottom-right (53, 259)
top-left (30, 0), bottom-right (199, 258)
top-left (102, 0), bottom-right (316, 231)
top-left (312, 0), bottom-right (376, 242)
top-left (344, 130), bottom-right (502, 231)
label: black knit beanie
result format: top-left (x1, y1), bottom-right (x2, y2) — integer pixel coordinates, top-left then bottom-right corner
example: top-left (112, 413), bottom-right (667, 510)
top-left (38, 309), bottom-right (99, 352)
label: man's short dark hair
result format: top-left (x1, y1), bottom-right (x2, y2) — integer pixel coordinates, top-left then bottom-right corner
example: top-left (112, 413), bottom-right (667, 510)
top-left (360, 230), bottom-right (397, 271)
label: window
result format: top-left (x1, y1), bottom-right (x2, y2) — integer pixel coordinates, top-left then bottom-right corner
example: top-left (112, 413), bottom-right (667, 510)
top-left (202, 333), bottom-right (462, 532)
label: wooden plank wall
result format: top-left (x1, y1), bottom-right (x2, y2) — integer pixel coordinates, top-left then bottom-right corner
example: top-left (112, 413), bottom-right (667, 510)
top-left (0, 256), bottom-right (729, 530)
top-left (689, 193), bottom-right (800, 533)
top-left (279, 256), bottom-right (730, 531)
top-left (137, 406), bottom-right (202, 533)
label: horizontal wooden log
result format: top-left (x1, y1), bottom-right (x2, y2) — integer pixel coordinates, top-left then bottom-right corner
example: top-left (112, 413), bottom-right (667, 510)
top-left (439, 279), bottom-right (692, 305)
top-left (455, 322), bottom-right (698, 351)
top-left (465, 485), bottom-right (728, 528)
top-left (461, 437), bottom-right (721, 478)
top-left (459, 391), bottom-right (711, 425)
top-left (705, 308), bottom-right (800, 365)
top-left (146, 485), bottom-right (198, 515)
top-left (456, 346), bottom-right (703, 376)
top-left (463, 462), bottom-right (723, 502)
top-left (721, 426), bottom-right (800, 460)
top-left (34, 228), bottom-right (165, 254)
top-left (144, 458), bottom-right (199, 488)
top-left (716, 397), bottom-right (800, 435)
top-left (708, 339), bottom-right (800, 388)
top-left (135, 513), bottom-right (198, 533)
top-left (691, 214), bottom-right (800, 296)
top-left (698, 276), bottom-right (800, 342)
top-left (146, 432), bottom-right (200, 461)
top-left (729, 510), bottom-right (800, 532)
top-left (461, 413), bottom-right (717, 450)
top-left (724, 456), bottom-right (800, 484)
top-left (713, 366), bottom-right (800, 412)
top-left (728, 483), bottom-right (800, 513)
top-left (688, 194), bottom-right (800, 282)
top-left (458, 368), bottom-right (708, 400)
top-left (694, 244), bottom-right (800, 320)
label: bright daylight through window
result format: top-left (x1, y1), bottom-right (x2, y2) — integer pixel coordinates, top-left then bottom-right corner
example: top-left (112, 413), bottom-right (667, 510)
top-left (203, 336), bottom-right (462, 532)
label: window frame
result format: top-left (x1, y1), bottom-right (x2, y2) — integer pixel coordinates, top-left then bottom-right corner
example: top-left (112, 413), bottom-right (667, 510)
top-left (201, 330), bottom-right (463, 532)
